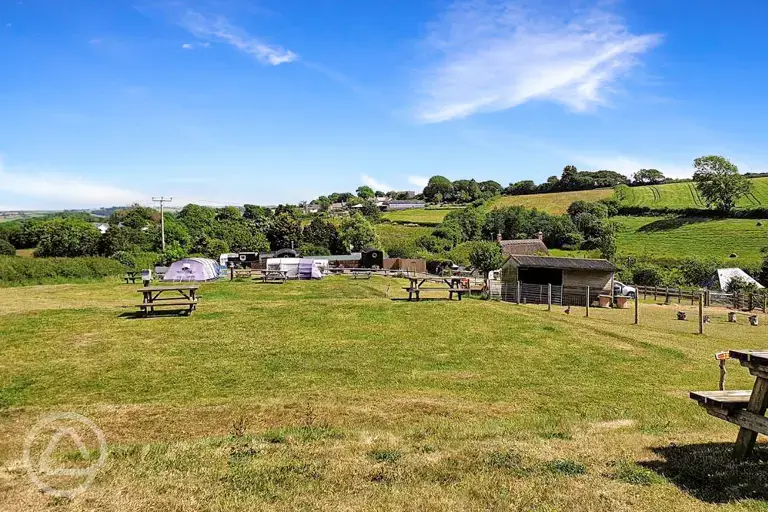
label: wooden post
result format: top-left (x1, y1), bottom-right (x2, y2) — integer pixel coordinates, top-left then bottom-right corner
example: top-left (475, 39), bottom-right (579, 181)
top-left (230, 265), bottom-right (234, 281)
top-left (678, 288), bottom-right (682, 304)
top-left (764, 296), bottom-right (767, 314)
top-left (634, 293), bottom-right (639, 325)
top-left (516, 281), bottom-right (521, 305)
top-left (547, 283), bottom-right (552, 311)
top-left (643, 286), bottom-right (647, 300)
top-left (585, 286), bottom-right (590, 317)
top-left (719, 359), bottom-right (727, 391)
top-left (653, 286), bottom-right (657, 301)
top-left (698, 292), bottom-right (704, 335)
top-left (665, 286), bottom-right (670, 305)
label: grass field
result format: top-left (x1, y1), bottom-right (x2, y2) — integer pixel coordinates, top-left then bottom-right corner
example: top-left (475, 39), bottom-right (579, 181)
top-left (376, 223), bottom-right (433, 249)
top-left (490, 188), bottom-right (615, 215)
top-left (2, 277), bottom-right (767, 511)
top-left (621, 178), bottom-right (768, 210)
top-left (381, 208), bottom-right (454, 226)
top-left (615, 216), bottom-right (768, 265)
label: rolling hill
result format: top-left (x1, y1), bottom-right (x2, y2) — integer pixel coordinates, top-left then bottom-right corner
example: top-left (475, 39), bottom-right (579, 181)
top-left (619, 177), bottom-right (768, 210)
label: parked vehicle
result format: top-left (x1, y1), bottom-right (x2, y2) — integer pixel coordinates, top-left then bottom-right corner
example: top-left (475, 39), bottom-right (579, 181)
top-left (613, 281), bottom-right (637, 298)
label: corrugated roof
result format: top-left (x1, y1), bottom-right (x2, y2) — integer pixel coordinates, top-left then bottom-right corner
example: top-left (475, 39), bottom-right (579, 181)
top-left (506, 255), bottom-right (618, 271)
top-left (499, 239), bottom-right (549, 256)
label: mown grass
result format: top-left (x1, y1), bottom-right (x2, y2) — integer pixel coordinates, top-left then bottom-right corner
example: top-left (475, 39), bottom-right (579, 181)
top-left (621, 177), bottom-right (768, 210)
top-left (490, 188), bottom-right (615, 215)
top-left (381, 208), bottom-right (455, 225)
top-left (615, 216), bottom-right (768, 265)
top-left (1, 278), bottom-right (767, 511)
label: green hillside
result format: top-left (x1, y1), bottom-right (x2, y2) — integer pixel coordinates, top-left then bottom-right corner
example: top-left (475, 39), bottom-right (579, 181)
top-left (614, 216), bottom-right (768, 265)
top-left (381, 208), bottom-right (453, 225)
top-left (489, 188), bottom-right (614, 215)
top-left (620, 177), bottom-right (768, 210)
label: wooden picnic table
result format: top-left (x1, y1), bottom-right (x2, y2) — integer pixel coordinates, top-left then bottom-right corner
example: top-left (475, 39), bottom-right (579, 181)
top-left (124, 270), bottom-right (142, 284)
top-left (403, 276), bottom-right (469, 301)
top-left (350, 269), bottom-right (372, 279)
top-left (259, 269), bottom-right (288, 284)
top-left (690, 349), bottom-right (768, 459)
top-left (135, 285), bottom-right (199, 316)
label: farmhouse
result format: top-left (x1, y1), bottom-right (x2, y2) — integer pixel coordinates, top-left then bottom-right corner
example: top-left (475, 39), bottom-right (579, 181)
top-left (500, 255), bottom-right (618, 305)
top-left (384, 200), bottom-right (426, 211)
top-left (497, 232), bottom-right (549, 257)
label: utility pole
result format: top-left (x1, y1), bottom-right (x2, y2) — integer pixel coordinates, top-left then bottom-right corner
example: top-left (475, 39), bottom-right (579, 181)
top-left (152, 197), bottom-right (173, 252)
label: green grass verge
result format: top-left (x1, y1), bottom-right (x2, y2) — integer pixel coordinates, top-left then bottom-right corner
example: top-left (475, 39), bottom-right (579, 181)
top-left (489, 189), bottom-right (615, 215)
top-left (381, 208), bottom-right (453, 226)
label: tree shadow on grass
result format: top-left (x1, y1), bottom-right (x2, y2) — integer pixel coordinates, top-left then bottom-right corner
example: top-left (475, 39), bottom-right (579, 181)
top-left (641, 442), bottom-right (768, 503)
top-left (636, 217), bottom-right (712, 233)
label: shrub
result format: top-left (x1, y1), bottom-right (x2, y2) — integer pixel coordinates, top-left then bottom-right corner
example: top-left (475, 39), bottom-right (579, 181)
top-left (132, 252), bottom-right (162, 270)
top-left (299, 243), bottom-right (331, 256)
top-left (111, 251), bottom-right (136, 268)
top-left (0, 239), bottom-right (16, 256)
top-left (384, 240), bottom-right (419, 259)
top-left (631, 262), bottom-right (665, 286)
top-left (0, 256), bottom-right (124, 285)
top-left (679, 257), bottom-right (719, 287)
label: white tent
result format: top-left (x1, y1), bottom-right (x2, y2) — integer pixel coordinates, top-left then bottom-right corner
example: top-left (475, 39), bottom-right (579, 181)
top-left (266, 258), bottom-right (325, 279)
top-left (163, 258), bottom-right (221, 282)
top-left (716, 268), bottom-right (764, 291)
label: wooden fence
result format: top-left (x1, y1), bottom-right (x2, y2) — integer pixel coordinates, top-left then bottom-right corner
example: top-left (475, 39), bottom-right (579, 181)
top-left (634, 285), bottom-right (767, 312)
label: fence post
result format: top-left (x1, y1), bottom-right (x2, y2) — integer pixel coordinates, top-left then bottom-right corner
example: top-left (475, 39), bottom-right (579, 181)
top-left (665, 286), bottom-right (670, 305)
top-left (634, 293), bottom-right (639, 325)
top-left (698, 292), bottom-right (704, 335)
top-left (678, 288), bottom-right (682, 304)
top-left (653, 286), bottom-right (657, 301)
top-left (547, 283), bottom-right (552, 312)
top-left (230, 265), bottom-right (234, 281)
top-left (643, 286), bottom-right (647, 300)
top-left (764, 296), bottom-right (767, 314)
top-left (516, 281), bottom-right (521, 305)
top-left (586, 286), bottom-right (590, 317)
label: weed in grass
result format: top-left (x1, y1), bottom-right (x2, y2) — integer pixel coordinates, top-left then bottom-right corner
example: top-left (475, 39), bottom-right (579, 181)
top-left (544, 459), bottom-right (587, 476)
top-left (368, 449), bottom-right (402, 464)
top-left (609, 460), bottom-right (663, 486)
top-left (0, 376), bottom-right (33, 408)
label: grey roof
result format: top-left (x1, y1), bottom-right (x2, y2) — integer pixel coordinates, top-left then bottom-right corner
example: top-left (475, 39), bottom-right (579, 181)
top-left (505, 255), bottom-right (618, 272)
top-left (499, 239), bottom-right (548, 256)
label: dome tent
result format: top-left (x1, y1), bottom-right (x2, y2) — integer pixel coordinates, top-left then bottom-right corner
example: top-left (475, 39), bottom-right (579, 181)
top-left (163, 258), bottom-right (221, 282)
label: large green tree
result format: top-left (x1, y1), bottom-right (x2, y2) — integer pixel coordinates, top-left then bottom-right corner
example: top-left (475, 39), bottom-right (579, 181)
top-left (340, 214), bottom-right (378, 251)
top-left (36, 218), bottom-right (101, 257)
top-left (693, 155), bottom-right (752, 212)
top-left (356, 185), bottom-right (374, 199)
top-left (469, 241), bottom-right (505, 276)
top-left (633, 169), bottom-right (665, 185)
top-left (423, 175), bottom-right (453, 203)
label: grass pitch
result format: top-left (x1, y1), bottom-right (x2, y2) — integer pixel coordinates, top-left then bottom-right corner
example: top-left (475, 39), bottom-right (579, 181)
top-left (1, 277), bottom-right (767, 511)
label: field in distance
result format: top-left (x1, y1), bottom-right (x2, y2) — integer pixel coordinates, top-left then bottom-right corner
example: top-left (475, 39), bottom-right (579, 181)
top-left (1, 277), bottom-right (766, 510)
top-left (381, 208), bottom-right (455, 226)
top-left (615, 216), bottom-right (768, 265)
top-left (620, 177), bottom-right (768, 210)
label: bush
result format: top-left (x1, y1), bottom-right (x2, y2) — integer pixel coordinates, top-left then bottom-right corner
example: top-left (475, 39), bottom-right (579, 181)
top-left (132, 252), bottom-right (162, 270)
top-left (111, 251), bottom-right (136, 268)
top-left (0, 239), bottom-right (16, 256)
top-left (384, 240), bottom-right (419, 259)
top-left (631, 262), bottom-right (665, 286)
top-left (299, 243), bottom-right (331, 256)
top-left (0, 256), bottom-right (124, 285)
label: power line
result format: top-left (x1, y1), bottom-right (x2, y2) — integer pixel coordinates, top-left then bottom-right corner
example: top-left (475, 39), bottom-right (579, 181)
top-left (152, 197), bottom-right (173, 252)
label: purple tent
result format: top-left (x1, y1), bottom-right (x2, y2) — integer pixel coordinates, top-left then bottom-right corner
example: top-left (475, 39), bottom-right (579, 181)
top-left (163, 258), bottom-right (221, 282)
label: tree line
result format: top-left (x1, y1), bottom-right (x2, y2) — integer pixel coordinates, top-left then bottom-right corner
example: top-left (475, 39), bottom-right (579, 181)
top-left (0, 204), bottom-right (380, 264)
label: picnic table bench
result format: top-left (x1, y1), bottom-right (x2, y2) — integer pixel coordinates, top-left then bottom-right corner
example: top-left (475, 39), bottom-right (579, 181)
top-left (690, 349), bottom-right (768, 459)
top-left (135, 285), bottom-right (199, 316)
top-left (259, 269), bottom-right (288, 284)
top-left (351, 269), bottom-right (372, 279)
top-left (124, 270), bottom-right (142, 284)
top-left (403, 276), bottom-right (470, 301)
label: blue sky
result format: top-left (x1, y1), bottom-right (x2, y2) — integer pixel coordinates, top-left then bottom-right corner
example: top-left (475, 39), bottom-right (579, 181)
top-left (2, 0), bottom-right (768, 209)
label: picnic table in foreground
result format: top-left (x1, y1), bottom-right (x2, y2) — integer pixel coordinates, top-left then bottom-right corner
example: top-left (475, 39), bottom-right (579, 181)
top-left (135, 285), bottom-right (199, 316)
top-left (690, 349), bottom-right (768, 459)
top-left (403, 276), bottom-right (470, 301)
top-left (258, 269), bottom-right (288, 284)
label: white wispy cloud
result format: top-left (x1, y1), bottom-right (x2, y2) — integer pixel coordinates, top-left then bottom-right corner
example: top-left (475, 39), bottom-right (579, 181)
top-left (0, 161), bottom-right (143, 208)
top-left (182, 41), bottom-right (210, 50)
top-left (362, 175), bottom-right (393, 192)
top-left (408, 176), bottom-right (430, 190)
top-left (416, 0), bottom-right (662, 123)
top-left (178, 10), bottom-right (298, 65)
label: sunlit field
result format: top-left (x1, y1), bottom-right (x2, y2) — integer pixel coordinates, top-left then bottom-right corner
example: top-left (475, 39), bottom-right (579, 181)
top-left (1, 277), bottom-right (767, 511)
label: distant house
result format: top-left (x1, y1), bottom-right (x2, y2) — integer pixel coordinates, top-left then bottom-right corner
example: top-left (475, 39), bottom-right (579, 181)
top-left (500, 255), bottom-right (618, 305)
top-left (304, 203), bottom-right (322, 214)
top-left (93, 223), bottom-right (110, 234)
top-left (329, 202), bottom-right (346, 211)
top-left (497, 232), bottom-right (549, 257)
top-left (384, 200), bottom-right (426, 211)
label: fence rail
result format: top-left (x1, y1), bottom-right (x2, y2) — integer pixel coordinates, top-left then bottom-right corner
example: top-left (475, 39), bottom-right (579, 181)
top-left (631, 285), bottom-right (767, 312)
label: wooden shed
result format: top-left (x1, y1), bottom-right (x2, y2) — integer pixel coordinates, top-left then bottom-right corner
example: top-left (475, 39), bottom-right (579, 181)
top-left (500, 255), bottom-right (618, 305)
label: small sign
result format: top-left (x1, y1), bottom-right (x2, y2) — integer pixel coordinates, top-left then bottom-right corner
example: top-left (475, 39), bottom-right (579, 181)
top-left (715, 352), bottom-right (730, 361)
